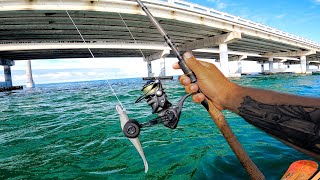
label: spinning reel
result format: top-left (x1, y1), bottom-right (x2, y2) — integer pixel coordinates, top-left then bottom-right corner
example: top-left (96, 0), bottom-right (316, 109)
top-left (123, 80), bottom-right (191, 138)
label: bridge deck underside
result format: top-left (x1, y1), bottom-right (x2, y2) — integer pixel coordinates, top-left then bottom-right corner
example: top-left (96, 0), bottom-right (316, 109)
top-left (0, 10), bottom-right (318, 62)
top-left (0, 49), bottom-right (160, 60)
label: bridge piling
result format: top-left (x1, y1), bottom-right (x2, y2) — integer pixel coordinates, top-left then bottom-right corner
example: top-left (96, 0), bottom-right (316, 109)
top-left (219, 43), bottom-right (229, 77)
top-left (4, 65), bottom-right (12, 87)
top-left (237, 60), bottom-right (242, 74)
top-left (159, 58), bottom-right (166, 76)
top-left (300, 55), bottom-right (307, 73)
top-left (0, 59), bottom-right (14, 88)
top-left (260, 63), bottom-right (265, 73)
top-left (307, 61), bottom-right (310, 72)
top-left (26, 60), bottom-right (35, 88)
top-left (268, 57), bottom-right (274, 73)
top-left (147, 60), bottom-right (154, 77)
top-left (144, 50), bottom-right (172, 80)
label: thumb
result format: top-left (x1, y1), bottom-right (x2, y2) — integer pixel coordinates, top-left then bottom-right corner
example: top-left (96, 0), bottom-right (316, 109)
top-left (183, 52), bottom-right (205, 74)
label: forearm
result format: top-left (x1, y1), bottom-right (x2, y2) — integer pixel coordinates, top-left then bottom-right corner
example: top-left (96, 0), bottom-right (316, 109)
top-left (225, 84), bottom-right (320, 113)
top-left (224, 85), bottom-right (320, 160)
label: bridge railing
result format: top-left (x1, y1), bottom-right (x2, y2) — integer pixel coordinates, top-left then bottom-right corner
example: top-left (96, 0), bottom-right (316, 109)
top-left (142, 0), bottom-right (320, 48)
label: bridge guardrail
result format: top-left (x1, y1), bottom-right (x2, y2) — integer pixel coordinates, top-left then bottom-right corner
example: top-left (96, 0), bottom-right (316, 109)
top-left (141, 0), bottom-right (320, 48)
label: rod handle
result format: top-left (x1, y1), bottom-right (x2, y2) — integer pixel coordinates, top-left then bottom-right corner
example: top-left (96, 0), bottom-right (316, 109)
top-left (178, 57), bottom-right (209, 111)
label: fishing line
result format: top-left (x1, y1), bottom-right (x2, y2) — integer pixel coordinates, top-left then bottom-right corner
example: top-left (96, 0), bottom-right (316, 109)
top-left (59, 0), bottom-right (124, 109)
top-left (118, 12), bottom-right (168, 77)
top-left (118, 13), bottom-right (146, 60)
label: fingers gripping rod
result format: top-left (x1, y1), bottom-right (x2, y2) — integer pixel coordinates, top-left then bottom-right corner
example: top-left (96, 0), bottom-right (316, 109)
top-left (136, 0), bottom-right (265, 179)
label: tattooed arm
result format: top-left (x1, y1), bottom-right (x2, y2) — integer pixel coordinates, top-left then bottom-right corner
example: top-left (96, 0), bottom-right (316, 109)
top-left (237, 90), bottom-right (320, 160)
top-left (173, 52), bottom-right (320, 160)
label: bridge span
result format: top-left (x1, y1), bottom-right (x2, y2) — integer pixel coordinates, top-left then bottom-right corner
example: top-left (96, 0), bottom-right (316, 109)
top-left (0, 0), bottom-right (320, 88)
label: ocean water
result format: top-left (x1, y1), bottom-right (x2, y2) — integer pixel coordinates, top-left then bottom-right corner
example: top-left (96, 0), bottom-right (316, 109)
top-left (0, 74), bottom-right (319, 179)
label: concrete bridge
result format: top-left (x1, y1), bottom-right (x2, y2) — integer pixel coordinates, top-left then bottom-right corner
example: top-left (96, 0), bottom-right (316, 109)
top-left (0, 0), bottom-right (320, 88)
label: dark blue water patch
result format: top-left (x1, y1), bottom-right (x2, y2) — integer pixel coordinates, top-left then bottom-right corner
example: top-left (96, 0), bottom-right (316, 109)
top-left (0, 75), bottom-right (319, 179)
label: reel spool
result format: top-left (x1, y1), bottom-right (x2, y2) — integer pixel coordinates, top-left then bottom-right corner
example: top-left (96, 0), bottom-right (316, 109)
top-left (135, 80), bottom-right (172, 114)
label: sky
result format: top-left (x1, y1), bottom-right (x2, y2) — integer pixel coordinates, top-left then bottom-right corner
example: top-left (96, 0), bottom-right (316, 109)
top-left (188, 0), bottom-right (320, 43)
top-left (1, 0), bottom-right (320, 85)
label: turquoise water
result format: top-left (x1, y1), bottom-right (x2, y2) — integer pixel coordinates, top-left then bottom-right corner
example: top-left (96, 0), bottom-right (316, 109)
top-left (0, 74), bottom-right (319, 179)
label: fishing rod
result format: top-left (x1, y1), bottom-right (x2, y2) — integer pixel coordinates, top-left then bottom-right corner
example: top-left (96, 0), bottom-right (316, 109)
top-left (135, 0), bottom-right (265, 179)
top-left (135, 0), bottom-right (209, 110)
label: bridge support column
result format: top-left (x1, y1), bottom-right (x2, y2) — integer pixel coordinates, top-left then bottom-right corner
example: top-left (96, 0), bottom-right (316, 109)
top-left (147, 61), bottom-right (153, 77)
top-left (306, 60), bottom-right (310, 72)
top-left (0, 59), bottom-right (14, 88)
top-left (26, 60), bottom-right (35, 88)
top-left (144, 50), bottom-right (170, 78)
top-left (261, 63), bottom-right (265, 73)
top-left (278, 61), bottom-right (281, 69)
top-left (219, 43), bottom-right (229, 77)
top-left (300, 55), bottom-right (307, 74)
top-left (237, 60), bottom-right (242, 74)
top-left (159, 58), bottom-right (166, 76)
top-left (235, 55), bottom-right (247, 75)
top-left (4, 66), bottom-right (12, 87)
top-left (268, 57), bottom-right (274, 73)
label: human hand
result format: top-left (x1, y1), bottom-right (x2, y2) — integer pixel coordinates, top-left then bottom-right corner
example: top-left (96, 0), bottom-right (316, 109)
top-left (173, 52), bottom-right (238, 110)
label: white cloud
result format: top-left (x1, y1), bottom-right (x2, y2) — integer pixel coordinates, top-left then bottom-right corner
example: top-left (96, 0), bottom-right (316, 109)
top-left (275, 13), bottom-right (287, 19)
top-left (311, 0), bottom-right (320, 5)
top-left (216, 2), bottom-right (226, 10)
top-left (206, 0), bottom-right (227, 10)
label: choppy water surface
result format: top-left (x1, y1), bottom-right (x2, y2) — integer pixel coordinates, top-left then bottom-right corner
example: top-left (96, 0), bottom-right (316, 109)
top-left (1, 74), bottom-right (319, 179)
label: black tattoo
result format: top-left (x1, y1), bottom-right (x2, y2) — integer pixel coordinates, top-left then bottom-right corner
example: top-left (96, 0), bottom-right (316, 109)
top-left (238, 96), bottom-right (320, 155)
